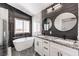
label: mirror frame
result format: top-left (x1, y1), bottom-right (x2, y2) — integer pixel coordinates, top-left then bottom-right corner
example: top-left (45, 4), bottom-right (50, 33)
top-left (54, 12), bottom-right (77, 31)
top-left (43, 18), bottom-right (52, 31)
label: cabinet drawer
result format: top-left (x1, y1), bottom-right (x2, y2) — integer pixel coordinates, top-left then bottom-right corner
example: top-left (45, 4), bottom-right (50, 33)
top-left (36, 38), bottom-right (42, 43)
top-left (43, 40), bottom-right (49, 46)
top-left (43, 46), bottom-right (49, 56)
top-left (43, 46), bottom-right (49, 51)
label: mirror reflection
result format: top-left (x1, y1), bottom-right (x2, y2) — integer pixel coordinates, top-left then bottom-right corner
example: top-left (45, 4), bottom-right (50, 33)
top-left (44, 18), bottom-right (52, 31)
top-left (54, 12), bottom-right (77, 31)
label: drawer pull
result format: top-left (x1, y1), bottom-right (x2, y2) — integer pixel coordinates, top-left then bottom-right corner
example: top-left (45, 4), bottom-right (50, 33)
top-left (61, 53), bottom-right (62, 56)
top-left (58, 52), bottom-right (60, 56)
top-left (60, 52), bottom-right (62, 56)
top-left (44, 54), bottom-right (45, 56)
top-left (44, 47), bottom-right (48, 50)
top-left (44, 41), bottom-right (48, 44)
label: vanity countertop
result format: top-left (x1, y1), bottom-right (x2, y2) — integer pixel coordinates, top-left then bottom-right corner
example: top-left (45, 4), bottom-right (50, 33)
top-left (35, 35), bottom-right (79, 50)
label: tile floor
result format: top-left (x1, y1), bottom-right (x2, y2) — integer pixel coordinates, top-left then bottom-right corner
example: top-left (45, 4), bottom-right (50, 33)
top-left (12, 47), bottom-right (40, 56)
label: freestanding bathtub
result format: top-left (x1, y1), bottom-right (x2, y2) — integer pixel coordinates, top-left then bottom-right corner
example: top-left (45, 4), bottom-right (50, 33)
top-left (13, 37), bottom-right (34, 51)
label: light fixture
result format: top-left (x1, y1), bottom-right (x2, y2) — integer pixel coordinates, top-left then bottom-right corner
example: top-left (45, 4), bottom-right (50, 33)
top-left (53, 3), bottom-right (62, 11)
top-left (47, 3), bottom-right (62, 14)
top-left (47, 7), bottom-right (53, 13)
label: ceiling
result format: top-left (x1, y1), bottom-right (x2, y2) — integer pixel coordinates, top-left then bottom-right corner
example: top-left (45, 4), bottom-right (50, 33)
top-left (8, 3), bottom-right (53, 16)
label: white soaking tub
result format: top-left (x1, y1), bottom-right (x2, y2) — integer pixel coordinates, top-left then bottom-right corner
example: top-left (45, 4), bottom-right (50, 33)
top-left (13, 37), bottom-right (34, 51)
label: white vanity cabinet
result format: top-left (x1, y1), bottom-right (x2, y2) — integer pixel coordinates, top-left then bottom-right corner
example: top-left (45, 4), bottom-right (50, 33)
top-left (34, 37), bottom-right (50, 56)
top-left (34, 37), bottom-right (79, 56)
top-left (50, 42), bottom-right (79, 56)
top-left (34, 37), bottom-right (43, 55)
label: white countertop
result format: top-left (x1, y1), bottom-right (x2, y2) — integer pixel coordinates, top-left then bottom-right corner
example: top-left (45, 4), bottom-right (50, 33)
top-left (36, 35), bottom-right (79, 50)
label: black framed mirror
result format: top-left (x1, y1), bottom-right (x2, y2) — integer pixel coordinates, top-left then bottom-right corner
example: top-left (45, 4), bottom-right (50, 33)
top-left (43, 18), bottom-right (52, 31)
top-left (54, 12), bottom-right (77, 31)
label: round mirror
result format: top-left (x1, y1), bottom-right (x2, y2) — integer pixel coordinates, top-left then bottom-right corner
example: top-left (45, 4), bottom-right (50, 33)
top-left (54, 12), bottom-right (77, 31)
top-left (44, 18), bottom-right (52, 30)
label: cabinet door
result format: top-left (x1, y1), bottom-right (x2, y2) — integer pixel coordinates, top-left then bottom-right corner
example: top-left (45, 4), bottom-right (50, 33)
top-left (50, 45), bottom-right (69, 56)
top-left (34, 38), bottom-right (43, 55)
top-left (38, 42), bottom-right (43, 55)
top-left (61, 49), bottom-right (78, 56)
top-left (34, 38), bottom-right (39, 52)
top-left (38, 38), bottom-right (43, 55)
top-left (50, 45), bottom-right (59, 56)
top-left (61, 52), bottom-right (71, 56)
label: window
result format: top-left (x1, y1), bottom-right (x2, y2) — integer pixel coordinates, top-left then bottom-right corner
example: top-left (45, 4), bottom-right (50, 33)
top-left (24, 20), bottom-right (30, 33)
top-left (15, 19), bottom-right (23, 34)
top-left (15, 18), bottom-right (30, 34)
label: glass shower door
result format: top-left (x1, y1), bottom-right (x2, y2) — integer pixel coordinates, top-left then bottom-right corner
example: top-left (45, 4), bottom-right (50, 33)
top-left (3, 20), bottom-right (7, 56)
top-left (0, 19), bottom-right (7, 56)
top-left (0, 7), bottom-right (8, 56)
top-left (0, 19), bottom-right (3, 56)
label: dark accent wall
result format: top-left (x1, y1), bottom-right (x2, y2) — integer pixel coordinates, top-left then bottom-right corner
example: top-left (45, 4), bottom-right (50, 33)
top-left (0, 3), bottom-right (32, 47)
top-left (42, 3), bottom-right (78, 40)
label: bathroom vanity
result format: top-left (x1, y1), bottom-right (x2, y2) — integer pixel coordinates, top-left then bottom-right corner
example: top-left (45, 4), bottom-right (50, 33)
top-left (35, 3), bottom-right (79, 56)
top-left (34, 36), bottom-right (79, 56)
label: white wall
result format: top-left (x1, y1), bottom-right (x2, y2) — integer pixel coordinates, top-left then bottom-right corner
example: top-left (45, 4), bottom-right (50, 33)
top-left (32, 12), bottom-right (42, 36)
top-left (78, 4), bottom-right (79, 40)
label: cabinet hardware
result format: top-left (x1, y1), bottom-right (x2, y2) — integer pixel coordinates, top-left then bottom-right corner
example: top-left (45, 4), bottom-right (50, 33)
top-left (44, 54), bottom-right (45, 56)
top-left (44, 47), bottom-right (48, 50)
top-left (44, 41), bottom-right (48, 44)
top-left (58, 52), bottom-right (60, 56)
top-left (60, 53), bottom-right (62, 56)
top-left (61, 53), bottom-right (62, 56)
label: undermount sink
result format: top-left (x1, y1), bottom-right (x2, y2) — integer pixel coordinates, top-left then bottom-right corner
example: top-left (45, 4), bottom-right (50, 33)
top-left (54, 38), bottom-right (74, 45)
